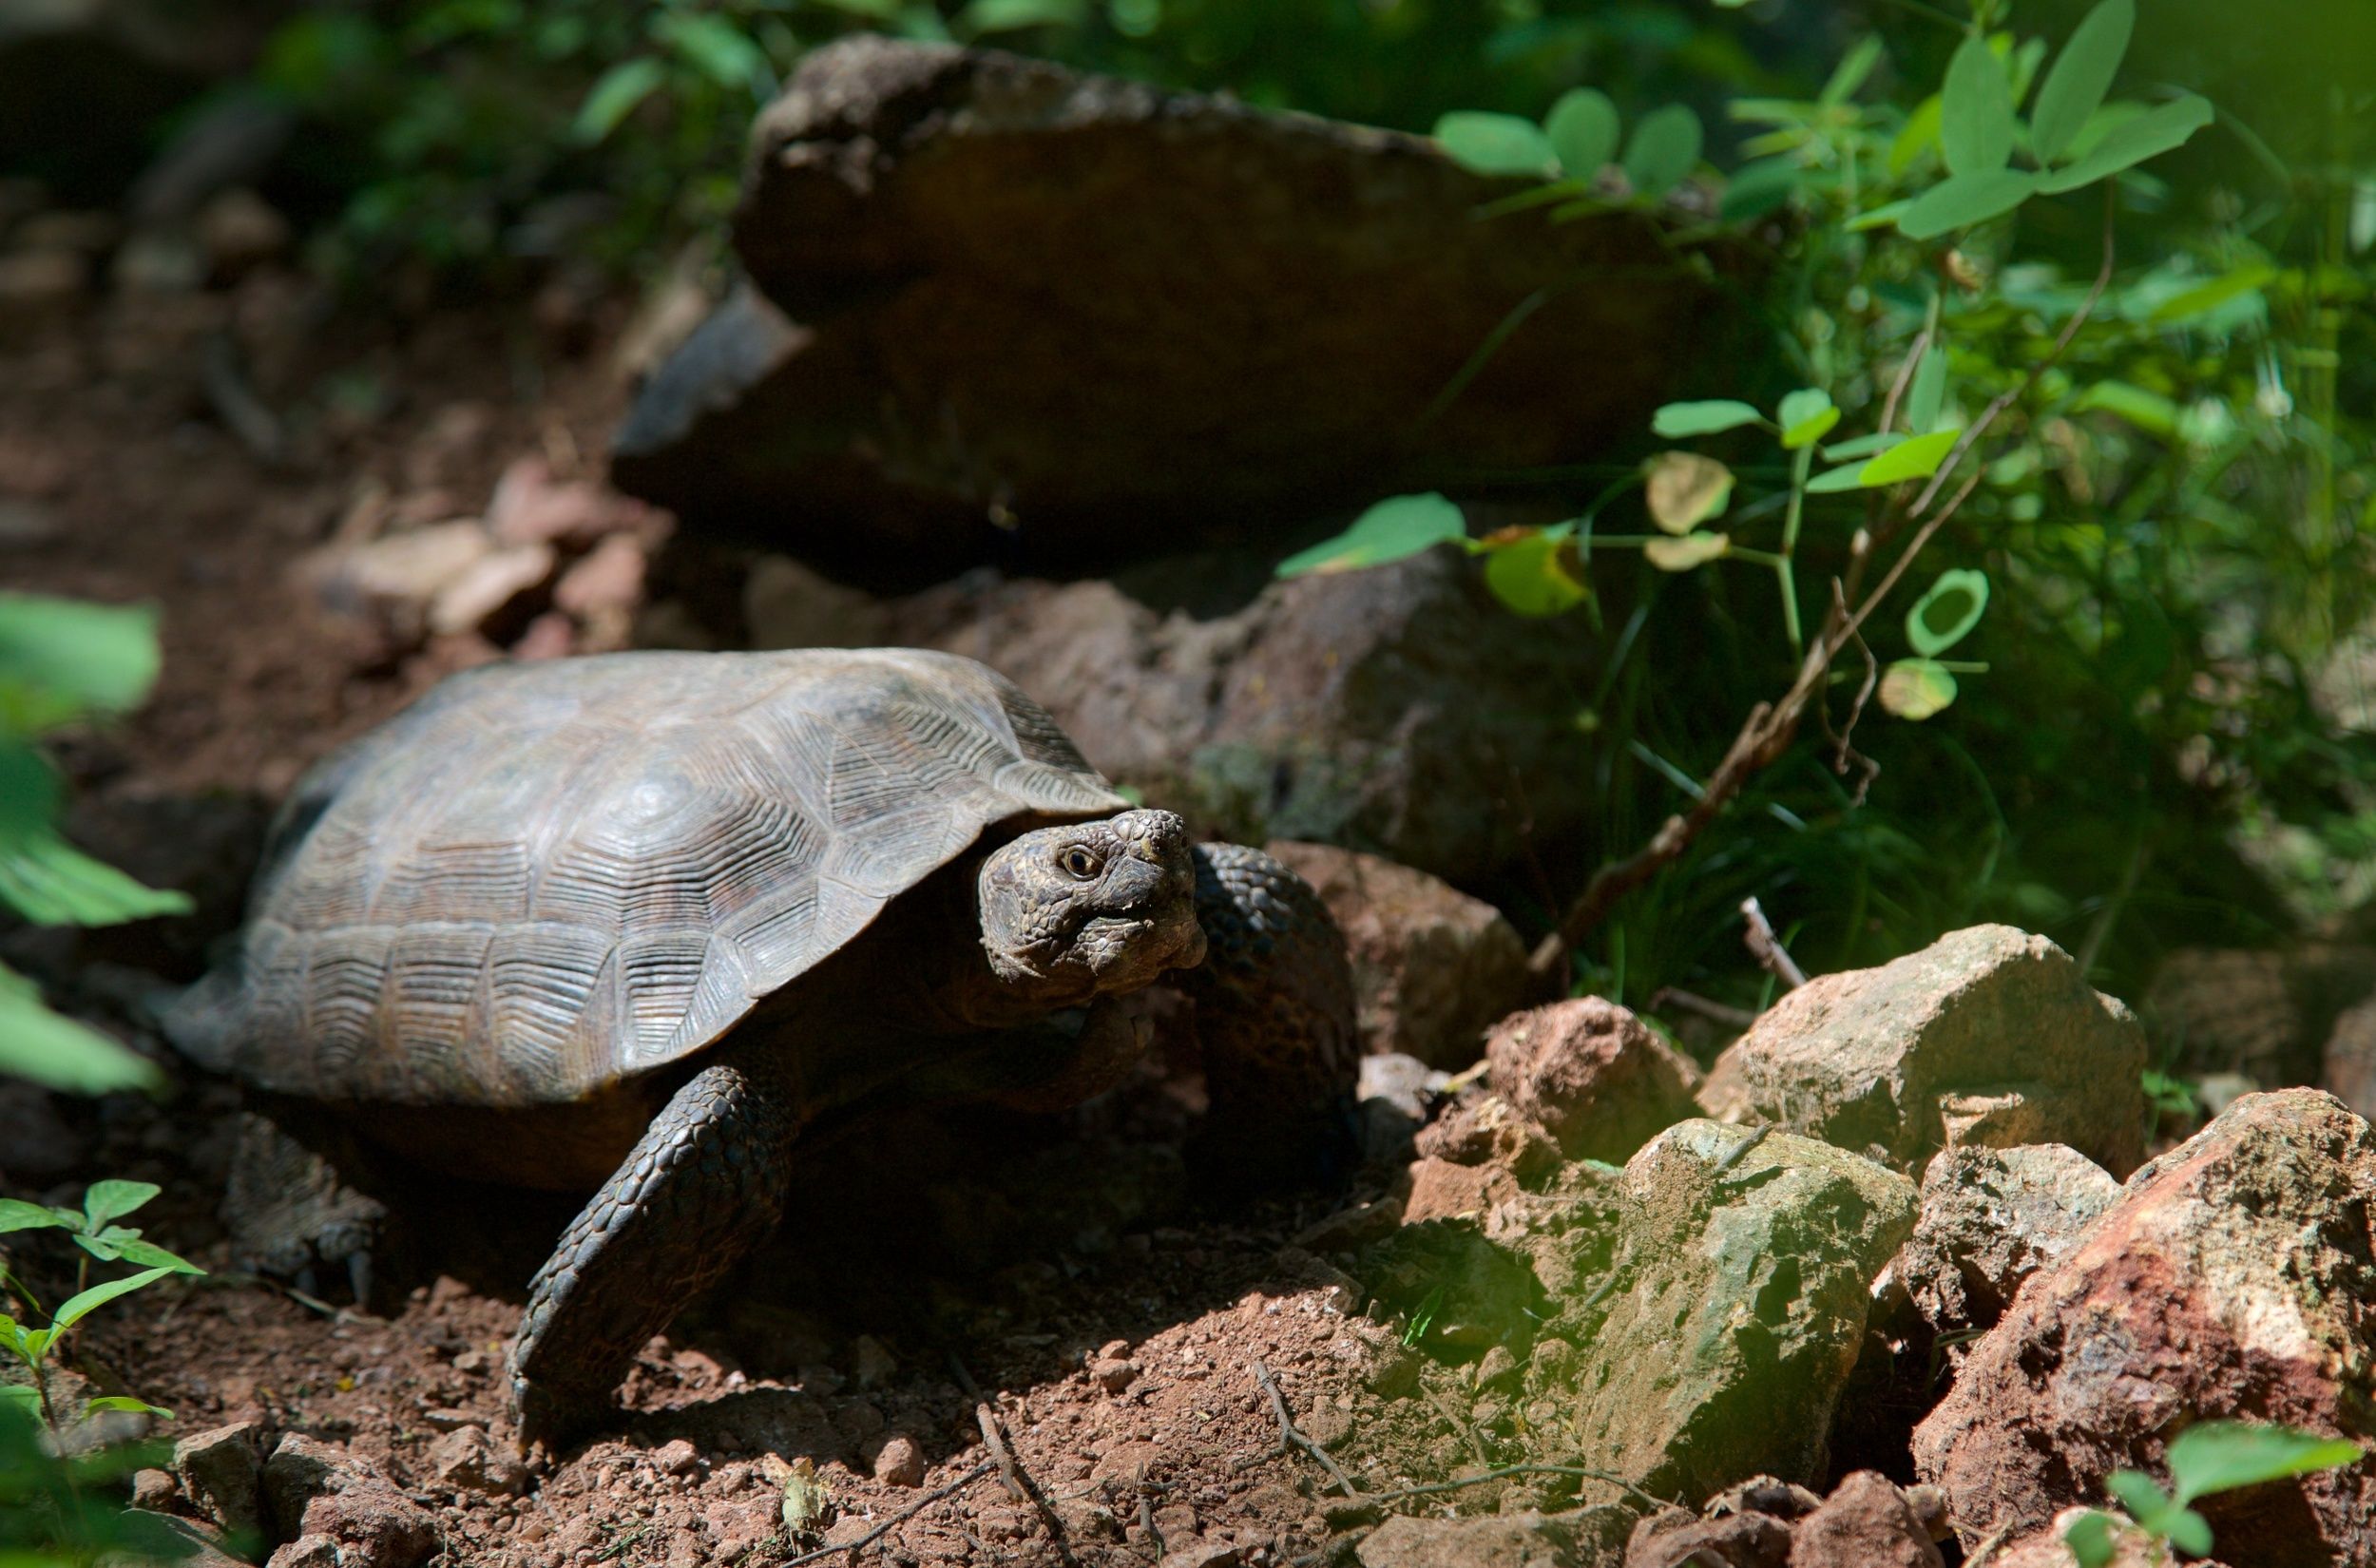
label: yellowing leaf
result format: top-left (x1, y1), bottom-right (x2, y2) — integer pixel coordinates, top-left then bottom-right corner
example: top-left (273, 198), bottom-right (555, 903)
top-left (1644, 533), bottom-right (1730, 571)
top-left (1880, 659), bottom-right (1958, 719)
top-left (1484, 529), bottom-right (1590, 617)
top-left (1644, 452), bottom-right (1734, 534)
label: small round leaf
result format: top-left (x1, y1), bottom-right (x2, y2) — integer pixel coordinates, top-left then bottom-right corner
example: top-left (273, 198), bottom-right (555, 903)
top-left (1644, 533), bottom-right (1731, 572)
top-left (1544, 89), bottom-right (1620, 179)
top-left (1880, 659), bottom-right (1958, 720)
top-left (1907, 568), bottom-right (1990, 656)
top-left (1621, 105), bottom-right (1703, 200)
top-left (1644, 453), bottom-right (1734, 534)
top-left (1434, 112), bottom-right (1558, 178)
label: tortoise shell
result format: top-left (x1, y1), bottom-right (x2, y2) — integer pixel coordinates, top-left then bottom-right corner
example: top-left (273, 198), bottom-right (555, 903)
top-left (171, 649), bottom-right (1125, 1106)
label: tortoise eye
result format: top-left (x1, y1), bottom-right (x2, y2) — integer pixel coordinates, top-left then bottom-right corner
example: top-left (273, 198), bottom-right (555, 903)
top-left (1060, 847), bottom-right (1102, 880)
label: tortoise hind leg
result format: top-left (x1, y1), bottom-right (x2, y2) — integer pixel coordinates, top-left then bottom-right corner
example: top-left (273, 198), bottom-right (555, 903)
top-left (223, 1109), bottom-right (393, 1307)
top-left (1178, 843), bottom-right (1361, 1195)
top-left (508, 1048), bottom-right (802, 1451)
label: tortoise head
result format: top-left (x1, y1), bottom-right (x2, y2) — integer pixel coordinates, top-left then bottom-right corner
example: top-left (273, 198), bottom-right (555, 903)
top-left (976, 808), bottom-right (1206, 1009)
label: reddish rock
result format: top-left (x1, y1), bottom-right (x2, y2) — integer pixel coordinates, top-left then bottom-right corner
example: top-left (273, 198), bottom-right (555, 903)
top-left (1400, 1155), bottom-right (1509, 1224)
top-left (1624, 1507), bottom-right (1791, 1568)
top-left (1264, 841), bottom-right (1532, 1067)
top-left (263, 1434), bottom-right (436, 1568)
top-left (173, 1419), bottom-right (264, 1535)
top-left (1912, 1089), bottom-right (2376, 1567)
top-left (869, 1433), bottom-right (926, 1486)
top-left (486, 455), bottom-right (654, 549)
top-left (1486, 998), bottom-right (1702, 1164)
top-left (1700, 926), bottom-right (2146, 1178)
top-left (427, 542), bottom-right (554, 639)
top-left (1362, 1509), bottom-right (1634, 1567)
top-left (1788, 1471), bottom-right (1944, 1568)
top-left (2321, 993), bottom-right (2376, 1118)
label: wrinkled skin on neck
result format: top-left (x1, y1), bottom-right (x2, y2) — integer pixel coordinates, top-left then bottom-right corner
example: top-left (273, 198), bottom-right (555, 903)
top-left (957, 808), bottom-right (1206, 1026)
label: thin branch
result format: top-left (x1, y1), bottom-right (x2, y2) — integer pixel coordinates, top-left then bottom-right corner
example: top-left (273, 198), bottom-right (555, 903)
top-left (1253, 1362), bottom-right (1364, 1500)
top-left (976, 1402), bottom-right (1076, 1564)
top-left (1646, 987), bottom-right (1760, 1029)
top-left (1527, 188), bottom-right (2119, 985)
top-left (777, 1460), bottom-right (997, 1567)
top-left (1739, 898), bottom-right (1807, 988)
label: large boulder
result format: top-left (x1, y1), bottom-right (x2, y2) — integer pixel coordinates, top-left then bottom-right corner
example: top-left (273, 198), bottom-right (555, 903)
top-left (1698, 926), bottom-right (2147, 1178)
top-left (1533, 1120), bottom-right (1916, 1505)
top-left (1269, 841), bottom-right (1533, 1065)
top-left (855, 545), bottom-right (1600, 885)
top-left (611, 36), bottom-right (1759, 588)
top-left (1912, 1089), bottom-right (2376, 1567)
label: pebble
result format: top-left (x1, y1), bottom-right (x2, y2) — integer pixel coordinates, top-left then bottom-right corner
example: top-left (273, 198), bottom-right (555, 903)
top-left (652, 1438), bottom-right (701, 1478)
top-left (871, 1435), bottom-right (926, 1488)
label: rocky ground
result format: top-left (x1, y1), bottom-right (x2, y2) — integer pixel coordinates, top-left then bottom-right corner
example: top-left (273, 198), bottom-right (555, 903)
top-left (13, 32), bottom-right (2376, 1568)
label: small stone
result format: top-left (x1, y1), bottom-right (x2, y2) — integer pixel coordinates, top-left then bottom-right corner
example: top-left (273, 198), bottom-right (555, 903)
top-left (1400, 1155), bottom-right (1508, 1224)
top-left (486, 456), bottom-right (651, 549)
top-left (302, 521), bottom-right (492, 642)
top-left (652, 1438), bottom-right (701, 1478)
top-left (1486, 997), bottom-right (1703, 1163)
top-left (421, 1407), bottom-right (476, 1431)
top-left (0, 250), bottom-right (87, 308)
top-left (428, 1425), bottom-right (527, 1496)
top-left (1361, 1509), bottom-right (1633, 1567)
top-left (427, 542), bottom-right (555, 638)
top-left (173, 1420), bottom-right (264, 1536)
top-left (450, 1348), bottom-right (489, 1375)
top-left (267, 1536), bottom-right (341, 1568)
top-left (196, 188), bottom-right (290, 274)
top-left (1159, 1540), bottom-right (1241, 1568)
top-left (553, 533), bottom-right (646, 619)
top-left (1789, 1472), bottom-right (1945, 1568)
top-left (131, 1467), bottom-right (179, 1510)
top-left (1090, 1356), bottom-right (1140, 1394)
top-left (870, 1434), bottom-right (926, 1487)
top-left (111, 230), bottom-right (203, 294)
top-left (849, 1334), bottom-right (895, 1390)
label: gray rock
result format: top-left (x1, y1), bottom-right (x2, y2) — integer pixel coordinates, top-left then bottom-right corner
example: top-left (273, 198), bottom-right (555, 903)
top-left (1699, 926), bottom-right (2147, 1178)
top-left (886, 547), bottom-right (1600, 884)
top-left (263, 1433), bottom-right (436, 1568)
top-left (426, 1424), bottom-right (527, 1495)
top-left (1360, 1508), bottom-right (1636, 1568)
top-left (1536, 1120), bottom-right (1917, 1505)
top-left (1485, 998), bottom-right (1702, 1165)
top-left (1913, 1089), bottom-right (2376, 1568)
top-left (173, 1419), bottom-right (264, 1536)
top-left (1893, 1143), bottom-right (2119, 1340)
top-left (613, 38), bottom-right (1757, 588)
top-left (1268, 841), bottom-right (1534, 1067)
top-left (2146, 942), bottom-right (2376, 1088)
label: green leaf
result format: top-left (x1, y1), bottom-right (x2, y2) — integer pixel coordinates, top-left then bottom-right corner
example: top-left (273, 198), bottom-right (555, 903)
top-left (0, 832), bottom-right (193, 927)
top-left (652, 12), bottom-right (768, 91)
top-left (2037, 95), bottom-right (2213, 192)
top-left (1849, 199), bottom-right (1914, 232)
top-left (1820, 36), bottom-right (1886, 106)
top-left (2149, 264), bottom-right (2279, 323)
top-left (1644, 453), bottom-right (1734, 533)
top-left (1434, 112), bottom-right (1557, 179)
top-left (1897, 169), bottom-right (2040, 239)
top-left (1861, 428), bottom-right (1963, 485)
top-left (0, 966), bottom-right (163, 1096)
top-left (1621, 105), bottom-right (1702, 199)
top-left (1483, 531), bottom-right (1590, 618)
top-left (1940, 34), bottom-right (2015, 176)
top-left (1907, 347), bottom-right (1950, 433)
top-left (2062, 1511), bottom-right (2118, 1568)
top-left (1879, 660), bottom-right (1958, 719)
top-left (1777, 389), bottom-right (1838, 449)
top-left (1719, 158), bottom-right (1799, 221)
top-left (2030, 0), bottom-right (2134, 163)
top-left (0, 1384), bottom-right (39, 1418)
top-left (84, 1395), bottom-right (173, 1420)
top-left (48, 1268), bottom-right (175, 1336)
top-left (2167, 1422), bottom-right (2368, 1504)
top-left (1643, 533), bottom-right (1730, 572)
top-left (1907, 568), bottom-right (1989, 656)
top-left (1651, 400), bottom-right (1763, 438)
top-left (1276, 495), bottom-right (1466, 577)
top-left (0, 596), bottom-right (163, 735)
top-left (1544, 89), bottom-right (1620, 178)
top-left (0, 1199), bottom-right (69, 1234)
top-left (2073, 379), bottom-right (2180, 437)
top-left (94, 1236), bottom-right (203, 1275)
top-left (2105, 1470), bottom-right (2175, 1526)
top-left (83, 1180), bottom-right (160, 1233)
top-left (2163, 1507), bottom-right (2214, 1558)
top-left (571, 57), bottom-right (664, 144)
top-left (1890, 95), bottom-right (1944, 174)
top-left (0, 743), bottom-right (61, 850)
top-left (1822, 432), bottom-right (1906, 462)
top-left (952, 0), bottom-right (1084, 32)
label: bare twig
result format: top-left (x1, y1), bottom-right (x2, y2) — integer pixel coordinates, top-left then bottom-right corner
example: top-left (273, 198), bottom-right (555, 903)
top-left (1646, 987), bottom-right (1760, 1029)
top-left (777, 1460), bottom-right (997, 1567)
top-left (975, 1402), bottom-right (1074, 1563)
top-left (1711, 1124), bottom-right (1772, 1176)
top-left (1818, 578), bottom-right (1882, 805)
top-left (1253, 1362), bottom-right (1365, 1500)
top-left (1526, 189), bottom-right (2120, 986)
top-left (1417, 1379), bottom-right (1492, 1467)
top-left (1739, 898), bottom-right (1807, 988)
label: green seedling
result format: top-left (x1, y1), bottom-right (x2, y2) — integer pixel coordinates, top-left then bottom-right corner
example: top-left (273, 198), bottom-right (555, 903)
top-left (0, 1180), bottom-right (204, 1281)
top-left (1, 1179), bottom-right (200, 1435)
top-left (2064, 1421), bottom-right (2368, 1565)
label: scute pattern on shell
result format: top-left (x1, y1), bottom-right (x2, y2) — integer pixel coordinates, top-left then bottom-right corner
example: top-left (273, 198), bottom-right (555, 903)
top-left (172, 649), bottom-right (1124, 1105)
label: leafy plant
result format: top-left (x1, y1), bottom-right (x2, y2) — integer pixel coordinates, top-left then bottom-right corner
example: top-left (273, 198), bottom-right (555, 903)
top-left (0, 595), bottom-right (190, 1096)
top-left (0, 1182), bottom-right (205, 1283)
top-left (2063, 1421), bottom-right (2367, 1565)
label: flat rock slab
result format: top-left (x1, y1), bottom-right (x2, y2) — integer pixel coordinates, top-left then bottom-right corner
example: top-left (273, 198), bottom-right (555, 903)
top-left (612, 36), bottom-right (1758, 588)
top-left (1913, 1088), bottom-right (2376, 1567)
top-left (1699, 925), bottom-right (2147, 1178)
top-left (1534, 1119), bottom-right (1916, 1505)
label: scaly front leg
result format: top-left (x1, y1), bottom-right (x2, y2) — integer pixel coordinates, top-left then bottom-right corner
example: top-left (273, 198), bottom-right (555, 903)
top-left (508, 1049), bottom-right (802, 1450)
top-left (1178, 842), bottom-right (1361, 1195)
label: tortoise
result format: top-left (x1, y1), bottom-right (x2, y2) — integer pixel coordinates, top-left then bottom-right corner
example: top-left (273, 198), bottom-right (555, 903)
top-left (168, 647), bottom-right (1356, 1445)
